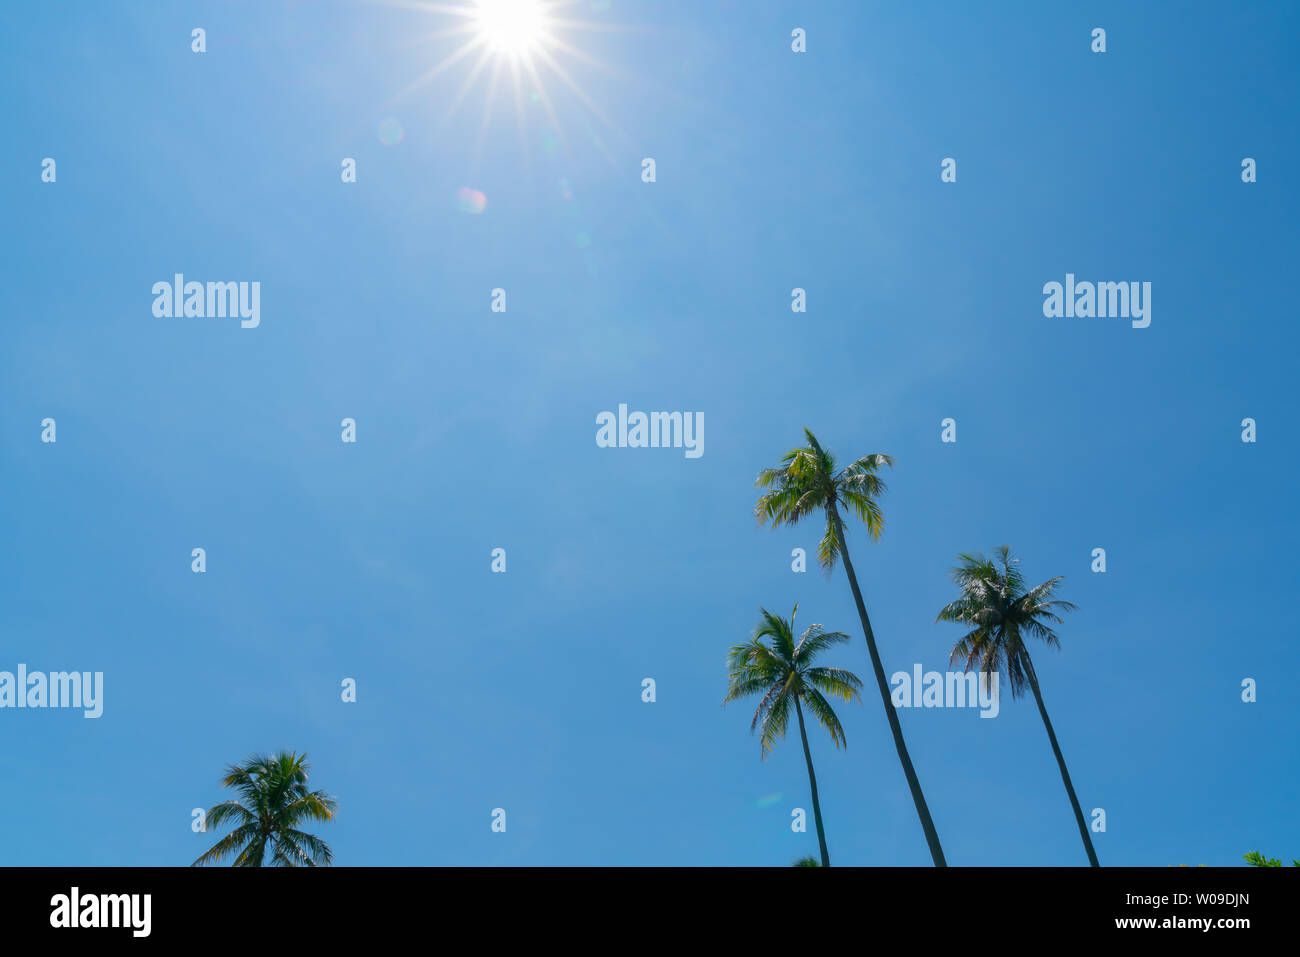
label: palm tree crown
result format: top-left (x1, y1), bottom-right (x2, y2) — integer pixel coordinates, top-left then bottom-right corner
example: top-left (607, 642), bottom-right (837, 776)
top-left (192, 751), bottom-right (338, 867)
top-left (724, 604), bottom-right (862, 756)
top-left (936, 545), bottom-right (1077, 696)
top-left (755, 427), bottom-right (893, 570)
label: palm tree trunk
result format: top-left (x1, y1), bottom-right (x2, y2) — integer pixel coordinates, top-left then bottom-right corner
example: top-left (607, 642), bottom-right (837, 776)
top-left (830, 504), bottom-right (948, 867)
top-left (793, 696), bottom-right (831, 867)
top-left (1025, 663), bottom-right (1100, 867)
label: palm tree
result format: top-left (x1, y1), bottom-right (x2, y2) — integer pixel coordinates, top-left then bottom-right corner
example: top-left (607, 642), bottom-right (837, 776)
top-left (755, 428), bottom-right (947, 866)
top-left (935, 546), bottom-right (1099, 867)
top-left (192, 751), bottom-right (338, 867)
top-left (792, 855), bottom-right (822, 867)
top-left (724, 604), bottom-right (862, 867)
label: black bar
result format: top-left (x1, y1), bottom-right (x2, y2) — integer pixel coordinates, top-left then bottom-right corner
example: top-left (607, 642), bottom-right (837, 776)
top-left (1, 866), bottom-right (1287, 943)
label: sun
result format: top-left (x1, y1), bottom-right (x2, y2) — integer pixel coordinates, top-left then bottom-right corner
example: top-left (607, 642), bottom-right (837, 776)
top-left (380, 0), bottom-right (631, 167)
top-left (473, 0), bottom-right (547, 56)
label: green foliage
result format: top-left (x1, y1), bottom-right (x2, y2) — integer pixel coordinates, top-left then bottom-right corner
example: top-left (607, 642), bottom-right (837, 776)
top-left (792, 856), bottom-right (821, 867)
top-left (935, 545), bottom-right (1077, 698)
top-left (723, 604), bottom-right (862, 757)
top-left (754, 427), bottom-right (893, 572)
top-left (192, 750), bottom-right (338, 867)
top-left (1243, 850), bottom-right (1299, 867)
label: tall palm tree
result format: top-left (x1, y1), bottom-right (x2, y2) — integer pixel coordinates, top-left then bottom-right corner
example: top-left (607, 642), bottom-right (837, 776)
top-left (724, 604), bottom-right (862, 867)
top-left (192, 750), bottom-right (338, 867)
top-left (755, 428), bottom-right (947, 866)
top-left (935, 546), bottom-right (1099, 867)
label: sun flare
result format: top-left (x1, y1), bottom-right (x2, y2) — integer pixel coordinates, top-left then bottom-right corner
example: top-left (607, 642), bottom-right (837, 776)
top-left (380, 0), bottom-right (630, 167)
top-left (474, 0), bottom-right (547, 56)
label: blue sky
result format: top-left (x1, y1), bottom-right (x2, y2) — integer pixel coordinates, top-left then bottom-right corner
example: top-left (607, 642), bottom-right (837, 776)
top-left (2, 0), bottom-right (1297, 866)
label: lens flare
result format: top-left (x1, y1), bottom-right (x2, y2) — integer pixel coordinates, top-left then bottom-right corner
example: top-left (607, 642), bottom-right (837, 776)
top-left (378, 117), bottom-right (404, 145)
top-left (456, 187), bottom-right (487, 213)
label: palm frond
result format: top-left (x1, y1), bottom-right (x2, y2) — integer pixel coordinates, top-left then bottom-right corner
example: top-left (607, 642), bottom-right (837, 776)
top-left (191, 824), bottom-right (258, 867)
top-left (838, 487), bottom-right (886, 540)
top-left (758, 682), bottom-right (794, 758)
top-left (817, 509), bottom-right (841, 571)
top-left (804, 666), bottom-right (863, 702)
top-left (801, 687), bottom-right (848, 749)
top-left (793, 626), bottom-right (852, 666)
top-left (754, 606), bottom-right (798, 662)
